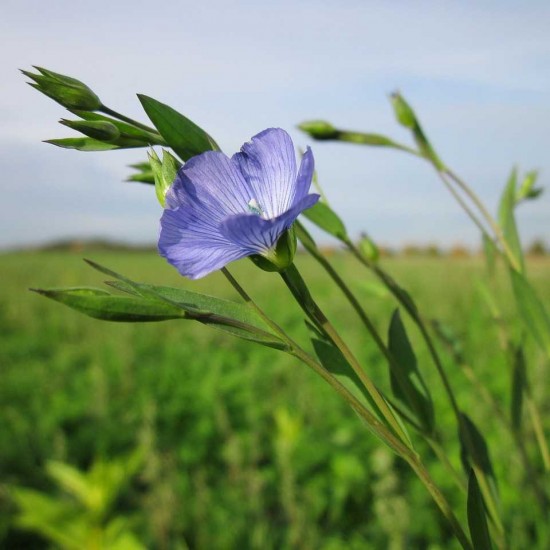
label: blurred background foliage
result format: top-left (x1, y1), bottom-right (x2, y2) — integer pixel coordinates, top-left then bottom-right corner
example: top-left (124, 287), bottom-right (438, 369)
top-left (1, 249), bottom-right (549, 548)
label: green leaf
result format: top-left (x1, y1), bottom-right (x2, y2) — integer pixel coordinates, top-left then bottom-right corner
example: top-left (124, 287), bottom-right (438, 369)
top-left (459, 413), bottom-right (500, 526)
top-left (85, 260), bottom-right (286, 349)
top-left (510, 346), bottom-right (527, 432)
top-left (510, 268), bottom-right (550, 358)
top-left (387, 309), bottom-right (435, 433)
top-left (30, 287), bottom-right (187, 322)
top-left (137, 94), bottom-right (219, 160)
top-left (467, 469), bottom-right (493, 550)
top-left (459, 414), bottom-right (497, 482)
top-left (498, 168), bottom-right (525, 273)
top-left (45, 138), bottom-right (122, 151)
top-left (127, 159), bottom-right (154, 185)
top-left (301, 201), bottom-right (348, 240)
top-left (127, 172), bottom-right (155, 185)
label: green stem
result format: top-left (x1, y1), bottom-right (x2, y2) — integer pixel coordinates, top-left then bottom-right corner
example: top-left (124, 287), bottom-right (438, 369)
top-left (436, 171), bottom-right (492, 241)
top-left (100, 104), bottom-right (160, 135)
top-left (221, 267), bottom-right (472, 549)
top-left (427, 437), bottom-right (467, 493)
top-left (443, 168), bottom-right (521, 272)
top-left (280, 263), bottom-right (410, 445)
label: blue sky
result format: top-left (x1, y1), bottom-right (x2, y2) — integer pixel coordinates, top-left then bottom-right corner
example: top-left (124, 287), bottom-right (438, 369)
top-left (1, 0), bottom-right (549, 249)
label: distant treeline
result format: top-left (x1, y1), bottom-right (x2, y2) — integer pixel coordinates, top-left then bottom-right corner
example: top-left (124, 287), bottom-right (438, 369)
top-left (22, 237), bottom-right (549, 257)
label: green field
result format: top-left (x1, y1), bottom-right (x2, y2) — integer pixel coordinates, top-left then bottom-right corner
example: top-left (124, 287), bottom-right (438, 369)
top-left (1, 250), bottom-right (549, 549)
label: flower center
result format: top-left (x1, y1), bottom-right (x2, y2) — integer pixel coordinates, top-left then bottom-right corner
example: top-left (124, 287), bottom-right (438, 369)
top-left (248, 198), bottom-right (267, 219)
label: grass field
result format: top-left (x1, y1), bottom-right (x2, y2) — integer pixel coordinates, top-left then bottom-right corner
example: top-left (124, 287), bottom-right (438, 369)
top-left (1, 250), bottom-right (549, 549)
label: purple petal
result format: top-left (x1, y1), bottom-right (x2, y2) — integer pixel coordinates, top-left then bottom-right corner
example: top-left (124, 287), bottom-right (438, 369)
top-left (220, 194), bottom-right (320, 253)
top-left (293, 146), bottom-right (315, 206)
top-left (232, 128), bottom-right (298, 219)
top-left (166, 151), bottom-right (252, 219)
top-left (159, 208), bottom-right (248, 279)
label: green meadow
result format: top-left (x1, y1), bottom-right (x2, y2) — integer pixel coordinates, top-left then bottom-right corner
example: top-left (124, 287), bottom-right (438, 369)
top-left (1, 250), bottom-right (549, 549)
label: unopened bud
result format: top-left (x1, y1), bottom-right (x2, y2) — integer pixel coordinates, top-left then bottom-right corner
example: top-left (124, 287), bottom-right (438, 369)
top-left (23, 66), bottom-right (101, 111)
top-left (60, 119), bottom-right (120, 141)
top-left (298, 120), bottom-right (339, 140)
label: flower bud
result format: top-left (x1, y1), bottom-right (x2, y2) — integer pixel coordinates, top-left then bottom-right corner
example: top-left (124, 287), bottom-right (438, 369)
top-left (390, 92), bottom-right (416, 129)
top-left (516, 170), bottom-right (543, 202)
top-left (60, 119), bottom-right (120, 142)
top-left (359, 233), bottom-right (380, 263)
top-left (148, 149), bottom-right (181, 206)
top-left (250, 226), bottom-right (297, 272)
top-left (298, 120), bottom-right (339, 140)
top-left (22, 66), bottom-right (101, 111)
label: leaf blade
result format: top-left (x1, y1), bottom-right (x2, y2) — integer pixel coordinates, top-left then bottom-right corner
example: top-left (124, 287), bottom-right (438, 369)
top-left (137, 94), bottom-right (219, 160)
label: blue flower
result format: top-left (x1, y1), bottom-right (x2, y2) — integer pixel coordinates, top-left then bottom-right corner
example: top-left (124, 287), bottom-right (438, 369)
top-left (159, 128), bottom-right (319, 279)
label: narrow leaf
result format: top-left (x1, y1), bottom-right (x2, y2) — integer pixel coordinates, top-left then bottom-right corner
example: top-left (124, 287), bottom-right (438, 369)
top-left (467, 469), bottom-right (493, 550)
top-left (45, 138), bottom-right (121, 151)
top-left (510, 268), bottom-right (550, 358)
top-left (459, 413), bottom-right (500, 526)
top-left (137, 94), bottom-right (219, 160)
top-left (30, 287), bottom-right (186, 322)
top-left (388, 309), bottom-right (435, 433)
top-left (459, 414), bottom-right (497, 482)
top-left (510, 346), bottom-right (527, 432)
top-left (85, 260), bottom-right (286, 349)
top-left (301, 201), bottom-right (348, 240)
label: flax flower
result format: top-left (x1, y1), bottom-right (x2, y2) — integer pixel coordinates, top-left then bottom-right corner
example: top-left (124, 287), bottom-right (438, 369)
top-left (159, 128), bottom-right (319, 279)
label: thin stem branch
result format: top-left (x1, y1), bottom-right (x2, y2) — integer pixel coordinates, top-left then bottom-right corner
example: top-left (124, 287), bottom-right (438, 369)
top-left (443, 168), bottom-right (521, 272)
top-left (100, 104), bottom-right (160, 135)
top-left (280, 263), bottom-right (410, 445)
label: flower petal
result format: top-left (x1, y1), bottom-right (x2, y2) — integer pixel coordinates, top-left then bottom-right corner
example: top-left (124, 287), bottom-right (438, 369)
top-left (232, 128), bottom-right (297, 219)
top-left (158, 207), bottom-right (248, 279)
top-left (220, 194), bottom-right (320, 254)
top-left (166, 151), bottom-right (252, 219)
top-left (293, 146), bottom-right (315, 206)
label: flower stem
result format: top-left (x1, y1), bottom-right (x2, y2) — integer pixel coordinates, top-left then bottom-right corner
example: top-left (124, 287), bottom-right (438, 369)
top-left (221, 267), bottom-right (472, 549)
top-left (280, 263), bottom-right (411, 446)
top-left (297, 235), bottom-right (472, 492)
top-left (443, 168), bottom-right (521, 272)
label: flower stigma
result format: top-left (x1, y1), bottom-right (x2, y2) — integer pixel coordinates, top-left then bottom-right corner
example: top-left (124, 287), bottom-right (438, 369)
top-left (247, 198), bottom-right (267, 219)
